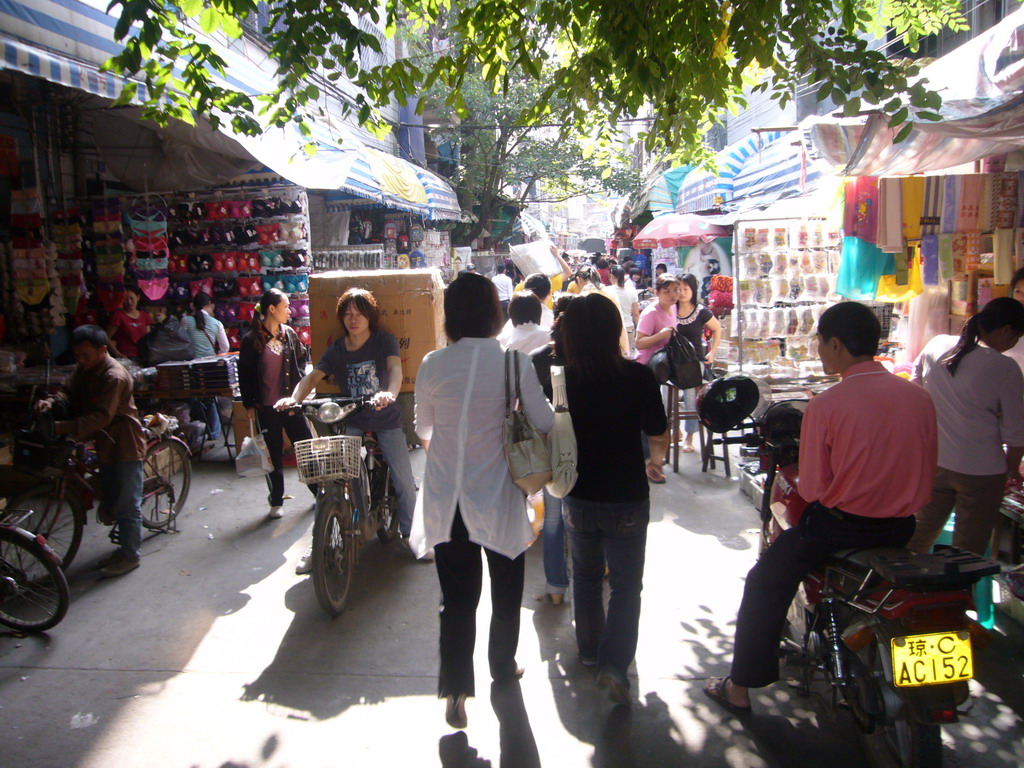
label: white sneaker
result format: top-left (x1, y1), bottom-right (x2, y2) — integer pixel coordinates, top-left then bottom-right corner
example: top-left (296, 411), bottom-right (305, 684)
top-left (268, 506), bottom-right (284, 519)
top-left (295, 547), bottom-right (313, 575)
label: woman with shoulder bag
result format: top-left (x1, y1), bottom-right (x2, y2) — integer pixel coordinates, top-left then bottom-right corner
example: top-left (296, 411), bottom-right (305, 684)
top-left (411, 273), bottom-right (554, 730)
top-left (237, 289), bottom-right (316, 520)
top-left (673, 273), bottom-right (721, 453)
top-left (559, 292), bottom-right (668, 705)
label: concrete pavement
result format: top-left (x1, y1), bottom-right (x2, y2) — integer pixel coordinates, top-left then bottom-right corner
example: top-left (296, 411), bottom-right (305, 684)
top-left (1, 447), bottom-right (1022, 767)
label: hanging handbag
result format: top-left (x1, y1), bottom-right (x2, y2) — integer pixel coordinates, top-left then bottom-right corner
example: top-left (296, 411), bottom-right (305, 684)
top-left (545, 365), bottom-right (578, 499)
top-left (503, 350), bottom-right (552, 495)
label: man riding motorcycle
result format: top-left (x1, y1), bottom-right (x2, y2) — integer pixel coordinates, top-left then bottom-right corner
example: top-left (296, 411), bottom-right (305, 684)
top-left (703, 301), bottom-right (938, 713)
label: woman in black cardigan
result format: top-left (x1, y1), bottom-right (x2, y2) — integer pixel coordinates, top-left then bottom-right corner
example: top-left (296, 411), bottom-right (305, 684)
top-left (237, 288), bottom-right (315, 519)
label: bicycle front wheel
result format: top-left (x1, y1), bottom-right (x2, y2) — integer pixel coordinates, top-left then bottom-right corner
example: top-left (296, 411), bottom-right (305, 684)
top-left (0, 527), bottom-right (70, 632)
top-left (374, 466), bottom-right (400, 543)
top-left (11, 485), bottom-right (85, 569)
top-left (142, 437), bottom-right (191, 530)
top-left (311, 486), bottom-right (357, 616)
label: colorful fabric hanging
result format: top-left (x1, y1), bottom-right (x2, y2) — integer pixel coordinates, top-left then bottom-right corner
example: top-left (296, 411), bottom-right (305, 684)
top-left (837, 236), bottom-right (888, 300)
top-left (994, 172), bottom-right (1019, 230)
top-left (901, 176), bottom-right (925, 241)
top-left (877, 178), bottom-right (904, 252)
top-left (843, 176), bottom-right (879, 242)
top-left (940, 176), bottom-right (960, 234)
top-left (920, 235), bottom-right (939, 285)
top-left (978, 173), bottom-right (996, 233)
top-left (876, 246), bottom-right (923, 302)
top-left (937, 234), bottom-right (955, 281)
top-left (919, 176), bottom-right (943, 236)
top-left (957, 175), bottom-right (983, 231)
top-left (994, 228), bottom-right (1015, 285)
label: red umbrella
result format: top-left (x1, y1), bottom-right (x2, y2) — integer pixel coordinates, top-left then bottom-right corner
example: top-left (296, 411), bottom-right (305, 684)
top-left (631, 213), bottom-right (730, 249)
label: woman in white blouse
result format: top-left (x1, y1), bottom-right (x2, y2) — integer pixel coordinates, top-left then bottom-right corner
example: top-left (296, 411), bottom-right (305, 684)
top-left (411, 273), bottom-right (554, 730)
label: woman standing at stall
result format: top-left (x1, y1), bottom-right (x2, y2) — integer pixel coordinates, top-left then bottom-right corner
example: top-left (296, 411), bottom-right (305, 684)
top-left (182, 292), bottom-right (229, 442)
top-left (559, 292), bottom-right (668, 705)
top-left (411, 273), bottom-right (554, 730)
top-left (237, 288), bottom-right (315, 520)
top-left (674, 272), bottom-right (721, 453)
top-left (910, 296), bottom-right (1024, 556)
top-left (633, 273), bottom-right (680, 482)
top-left (106, 287), bottom-right (150, 360)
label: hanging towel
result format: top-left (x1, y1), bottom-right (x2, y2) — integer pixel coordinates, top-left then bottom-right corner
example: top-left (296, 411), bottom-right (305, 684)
top-left (957, 174), bottom-right (983, 231)
top-left (938, 234), bottom-right (955, 281)
top-left (919, 176), bottom-right (943, 236)
top-left (901, 176), bottom-right (925, 241)
top-left (843, 176), bottom-right (879, 242)
top-left (994, 172), bottom-right (1019, 230)
top-left (837, 236), bottom-right (888, 300)
top-left (877, 178), bottom-right (904, 252)
top-left (994, 228), bottom-right (1015, 285)
top-left (920, 235), bottom-right (939, 285)
top-left (940, 175), bottom-right (960, 234)
top-left (1016, 228), bottom-right (1024, 271)
top-left (978, 174), bottom-right (996, 233)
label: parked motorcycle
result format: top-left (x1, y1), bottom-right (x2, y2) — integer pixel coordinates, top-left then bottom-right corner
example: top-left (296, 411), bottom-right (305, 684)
top-left (698, 378), bottom-right (1000, 768)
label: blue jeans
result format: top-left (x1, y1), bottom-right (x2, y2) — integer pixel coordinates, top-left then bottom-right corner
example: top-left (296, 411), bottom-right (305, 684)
top-left (679, 386), bottom-right (698, 436)
top-left (563, 496), bottom-right (649, 682)
top-left (99, 460), bottom-right (143, 560)
top-left (346, 426), bottom-right (416, 537)
top-left (542, 488), bottom-right (568, 594)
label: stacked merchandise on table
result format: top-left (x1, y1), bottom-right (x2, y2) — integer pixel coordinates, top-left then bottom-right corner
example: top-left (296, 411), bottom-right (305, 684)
top-left (153, 355), bottom-right (239, 394)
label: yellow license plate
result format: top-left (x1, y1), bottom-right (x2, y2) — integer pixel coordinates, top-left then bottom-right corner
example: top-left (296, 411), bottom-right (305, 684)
top-left (891, 631), bottom-right (973, 687)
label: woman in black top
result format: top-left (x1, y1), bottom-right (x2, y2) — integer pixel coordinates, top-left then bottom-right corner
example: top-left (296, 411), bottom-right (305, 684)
top-left (237, 288), bottom-right (315, 519)
top-left (675, 273), bottom-right (721, 453)
top-left (559, 293), bottom-right (668, 706)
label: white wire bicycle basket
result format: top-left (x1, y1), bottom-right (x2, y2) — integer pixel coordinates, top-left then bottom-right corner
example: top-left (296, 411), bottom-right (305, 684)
top-left (294, 436), bottom-right (362, 484)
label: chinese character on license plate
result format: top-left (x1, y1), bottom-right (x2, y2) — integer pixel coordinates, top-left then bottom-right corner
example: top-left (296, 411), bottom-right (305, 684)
top-left (891, 631), bottom-right (973, 687)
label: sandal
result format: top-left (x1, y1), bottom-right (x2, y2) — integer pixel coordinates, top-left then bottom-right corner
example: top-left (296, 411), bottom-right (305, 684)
top-left (645, 461), bottom-right (666, 484)
top-left (682, 444), bottom-right (696, 454)
top-left (702, 676), bottom-right (752, 715)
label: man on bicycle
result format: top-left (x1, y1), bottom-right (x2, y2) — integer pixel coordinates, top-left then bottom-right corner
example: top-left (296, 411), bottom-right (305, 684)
top-left (35, 325), bottom-right (147, 577)
top-left (277, 288), bottom-right (422, 570)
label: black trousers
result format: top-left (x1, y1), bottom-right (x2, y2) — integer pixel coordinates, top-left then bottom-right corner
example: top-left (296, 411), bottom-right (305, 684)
top-left (730, 502), bottom-right (915, 689)
top-left (256, 405), bottom-right (316, 507)
top-left (434, 510), bottom-right (525, 698)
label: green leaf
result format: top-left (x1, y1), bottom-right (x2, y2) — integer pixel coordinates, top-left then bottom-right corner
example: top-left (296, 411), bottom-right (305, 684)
top-left (199, 7), bottom-right (220, 35)
top-left (180, 0), bottom-right (203, 17)
top-left (893, 121), bottom-right (914, 144)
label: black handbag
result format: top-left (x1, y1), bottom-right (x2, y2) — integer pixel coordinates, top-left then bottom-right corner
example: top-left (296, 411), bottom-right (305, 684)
top-left (667, 334), bottom-right (704, 390)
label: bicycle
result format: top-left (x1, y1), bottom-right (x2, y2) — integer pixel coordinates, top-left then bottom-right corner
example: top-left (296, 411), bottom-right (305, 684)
top-left (11, 415), bottom-right (192, 569)
top-left (0, 506), bottom-right (70, 632)
top-left (292, 395), bottom-right (400, 616)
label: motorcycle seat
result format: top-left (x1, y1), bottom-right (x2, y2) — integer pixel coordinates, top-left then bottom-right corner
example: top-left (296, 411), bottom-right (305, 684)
top-left (831, 546), bottom-right (999, 590)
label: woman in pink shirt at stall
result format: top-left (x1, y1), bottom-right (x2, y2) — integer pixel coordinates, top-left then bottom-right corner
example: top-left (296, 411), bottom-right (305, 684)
top-left (106, 287), bottom-right (150, 360)
top-left (633, 273), bottom-right (679, 483)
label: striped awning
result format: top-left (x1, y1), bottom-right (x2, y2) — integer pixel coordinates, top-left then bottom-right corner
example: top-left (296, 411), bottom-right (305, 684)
top-left (730, 135), bottom-right (823, 205)
top-left (676, 132), bottom-right (788, 213)
top-left (0, 1), bottom-right (460, 217)
top-left (415, 166), bottom-right (462, 220)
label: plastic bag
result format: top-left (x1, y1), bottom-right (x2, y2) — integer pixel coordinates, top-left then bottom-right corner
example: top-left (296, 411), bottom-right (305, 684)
top-left (146, 316), bottom-right (195, 365)
top-left (236, 419), bottom-right (272, 477)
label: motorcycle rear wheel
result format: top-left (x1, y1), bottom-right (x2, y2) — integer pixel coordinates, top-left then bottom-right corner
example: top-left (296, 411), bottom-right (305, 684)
top-left (856, 641), bottom-right (943, 768)
top-left (311, 486), bottom-right (357, 617)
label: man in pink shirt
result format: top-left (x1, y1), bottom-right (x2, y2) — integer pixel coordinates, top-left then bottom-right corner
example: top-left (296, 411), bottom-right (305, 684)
top-left (704, 302), bottom-right (937, 714)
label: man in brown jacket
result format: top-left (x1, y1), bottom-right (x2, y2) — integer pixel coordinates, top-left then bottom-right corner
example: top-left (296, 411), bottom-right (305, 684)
top-left (36, 325), bottom-right (147, 577)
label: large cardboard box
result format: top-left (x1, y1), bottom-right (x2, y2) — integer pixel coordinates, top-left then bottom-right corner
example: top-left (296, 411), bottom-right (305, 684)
top-left (308, 269), bottom-right (446, 394)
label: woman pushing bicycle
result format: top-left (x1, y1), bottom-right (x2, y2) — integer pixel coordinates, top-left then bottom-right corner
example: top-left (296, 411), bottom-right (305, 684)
top-left (276, 288), bottom-right (420, 568)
